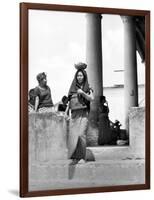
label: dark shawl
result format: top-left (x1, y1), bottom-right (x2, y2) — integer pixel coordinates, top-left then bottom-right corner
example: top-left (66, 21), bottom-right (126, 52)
top-left (68, 69), bottom-right (91, 111)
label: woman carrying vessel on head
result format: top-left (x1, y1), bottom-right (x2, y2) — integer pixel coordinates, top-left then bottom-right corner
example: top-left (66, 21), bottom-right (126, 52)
top-left (67, 62), bottom-right (94, 164)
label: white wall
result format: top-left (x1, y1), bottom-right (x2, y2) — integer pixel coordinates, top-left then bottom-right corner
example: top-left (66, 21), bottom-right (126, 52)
top-left (0, 0), bottom-right (153, 199)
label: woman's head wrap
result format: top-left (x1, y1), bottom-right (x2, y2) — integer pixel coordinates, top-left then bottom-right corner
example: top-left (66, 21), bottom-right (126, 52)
top-left (36, 72), bottom-right (46, 83)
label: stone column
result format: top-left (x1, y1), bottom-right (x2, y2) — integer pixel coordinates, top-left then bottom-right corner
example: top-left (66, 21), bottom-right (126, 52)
top-left (86, 13), bottom-right (103, 146)
top-left (86, 13), bottom-right (103, 124)
top-left (122, 16), bottom-right (138, 132)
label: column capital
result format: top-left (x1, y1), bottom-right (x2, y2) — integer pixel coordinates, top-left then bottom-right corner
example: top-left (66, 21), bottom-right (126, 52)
top-left (121, 16), bottom-right (135, 24)
top-left (86, 13), bottom-right (102, 20)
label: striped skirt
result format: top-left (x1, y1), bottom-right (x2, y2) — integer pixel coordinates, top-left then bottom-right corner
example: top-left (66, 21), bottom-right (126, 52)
top-left (68, 109), bottom-right (89, 160)
top-left (28, 103), bottom-right (55, 113)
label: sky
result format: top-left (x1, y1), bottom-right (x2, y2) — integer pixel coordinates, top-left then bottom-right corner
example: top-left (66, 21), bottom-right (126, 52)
top-left (29, 10), bottom-right (145, 103)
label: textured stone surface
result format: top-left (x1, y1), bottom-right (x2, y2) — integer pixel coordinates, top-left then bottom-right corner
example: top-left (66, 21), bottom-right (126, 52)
top-left (87, 125), bottom-right (99, 146)
top-left (29, 159), bottom-right (145, 191)
top-left (28, 107), bottom-right (145, 191)
top-left (29, 112), bottom-right (68, 163)
top-left (129, 107), bottom-right (145, 157)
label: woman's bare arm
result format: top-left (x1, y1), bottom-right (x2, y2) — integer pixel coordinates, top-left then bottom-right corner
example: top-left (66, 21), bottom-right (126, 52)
top-left (34, 96), bottom-right (39, 112)
top-left (77, 89), bottom-right (94, 102)
top-left (64, 101), bottom-right (71, 119)
top-left (65, 101), bottom-right (69, 115)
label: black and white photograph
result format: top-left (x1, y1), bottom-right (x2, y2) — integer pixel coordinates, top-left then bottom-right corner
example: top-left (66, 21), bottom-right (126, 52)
top-left (20, 3), bottom-right (150, 197)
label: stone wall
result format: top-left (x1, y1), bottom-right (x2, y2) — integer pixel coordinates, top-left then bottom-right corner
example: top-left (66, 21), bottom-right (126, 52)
top-left (29, 112), bottom-right (68, 164)
top-left (129, 106), bottom-right (145, 158)
top-left (29, 107), bottom-right (145, 162)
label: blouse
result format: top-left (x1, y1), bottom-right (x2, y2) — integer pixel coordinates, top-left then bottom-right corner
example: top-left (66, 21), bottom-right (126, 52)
top-left (29, 86), bottom-right (53, 108)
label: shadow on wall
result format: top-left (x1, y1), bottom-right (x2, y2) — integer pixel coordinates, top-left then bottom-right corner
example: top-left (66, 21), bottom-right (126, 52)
top-left (68, 148), bottom-right (95, 180)
top-left (8, 190), bottom-right (19, 196)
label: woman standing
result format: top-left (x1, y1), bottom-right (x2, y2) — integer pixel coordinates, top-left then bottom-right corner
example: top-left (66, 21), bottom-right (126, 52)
top-left (28, 72), bottom-right (54, 113)
top-left (67, 62), bottom-right (94, 164)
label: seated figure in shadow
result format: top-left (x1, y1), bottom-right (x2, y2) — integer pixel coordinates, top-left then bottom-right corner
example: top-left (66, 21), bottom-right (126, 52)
top-left (98, 96), bottom-right (117, 145)
top-left (58, 96), bottom-right (69, 112)
top-left (111, 119), bottom-right (128, 145)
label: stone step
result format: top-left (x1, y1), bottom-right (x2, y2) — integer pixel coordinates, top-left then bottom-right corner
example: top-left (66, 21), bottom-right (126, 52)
top-left (29, 159), bottom-right (145, 191)
top-left (86, 146), bottom-right (144, 161)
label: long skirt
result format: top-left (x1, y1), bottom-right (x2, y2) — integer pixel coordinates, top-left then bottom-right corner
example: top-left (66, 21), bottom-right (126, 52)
top-left (68, 109), bottom-right (89, 160)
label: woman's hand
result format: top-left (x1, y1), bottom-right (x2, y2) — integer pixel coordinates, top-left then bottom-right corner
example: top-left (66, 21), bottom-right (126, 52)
top-left (79, 89), bottom-right (94, 102)
top-left (77, 89), bottom-right (84, 95)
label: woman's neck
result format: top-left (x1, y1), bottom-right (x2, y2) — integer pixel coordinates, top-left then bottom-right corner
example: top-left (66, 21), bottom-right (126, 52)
top-left (38, 84), bottom-right (47, 90)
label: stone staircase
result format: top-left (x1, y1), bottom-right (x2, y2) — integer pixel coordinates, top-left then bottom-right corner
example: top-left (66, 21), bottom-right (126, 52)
top-left (28, 107), bottom-right (145, 191)
top-left (29, 157), bottom-right (145, 191)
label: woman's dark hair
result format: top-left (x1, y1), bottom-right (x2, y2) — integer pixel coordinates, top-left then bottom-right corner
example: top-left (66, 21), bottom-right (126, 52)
top-left (100, 95), bottom-right (106, 103)
top-left (61, 95), bottom-right (68, 104)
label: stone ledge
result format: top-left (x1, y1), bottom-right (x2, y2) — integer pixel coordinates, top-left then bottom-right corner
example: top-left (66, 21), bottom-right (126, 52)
top-left (86, 146), bottom-right (144, 161)
top-left (29, 159), bottom-right (145, 191)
